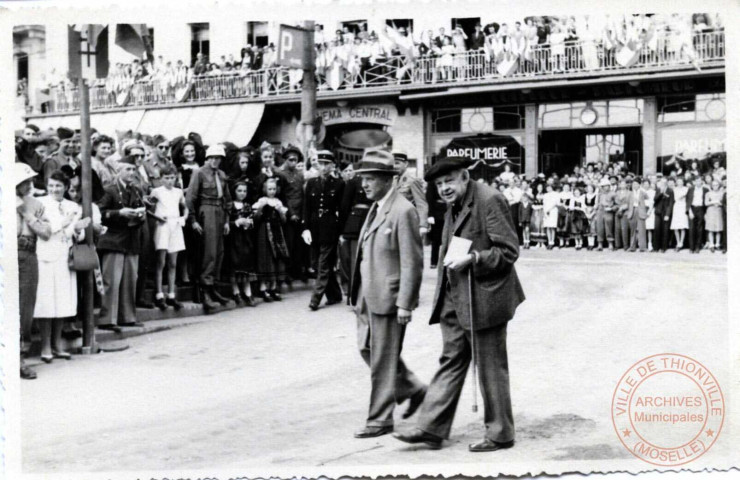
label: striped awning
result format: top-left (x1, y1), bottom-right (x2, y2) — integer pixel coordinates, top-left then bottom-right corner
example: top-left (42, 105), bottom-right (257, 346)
top-left (26, 102), bottom-right (265, 146)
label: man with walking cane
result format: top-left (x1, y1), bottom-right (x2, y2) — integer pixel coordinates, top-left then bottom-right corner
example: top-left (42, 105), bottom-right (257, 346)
top-left (393, 155), bottom-right (525, 452)
top-left (350, 149), bottom-right (427, 438)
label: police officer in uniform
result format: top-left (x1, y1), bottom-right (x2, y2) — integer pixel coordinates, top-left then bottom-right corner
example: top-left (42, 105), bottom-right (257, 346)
top-left (186, 144), bottom-right (233, 310)
top-left (302, 150), bottom-right (345, 311)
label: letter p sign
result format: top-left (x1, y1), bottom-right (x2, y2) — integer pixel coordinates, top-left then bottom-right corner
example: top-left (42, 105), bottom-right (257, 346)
top-left (277, 24), bottom-right (308, 68)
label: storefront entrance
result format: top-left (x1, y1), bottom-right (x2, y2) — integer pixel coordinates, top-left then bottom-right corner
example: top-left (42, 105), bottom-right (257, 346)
top-left (539, 127), bottom-right (642, 176)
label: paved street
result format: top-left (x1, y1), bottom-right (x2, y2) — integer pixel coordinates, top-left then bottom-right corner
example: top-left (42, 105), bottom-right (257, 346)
top-left (21, 249), bottom-right (730, 474)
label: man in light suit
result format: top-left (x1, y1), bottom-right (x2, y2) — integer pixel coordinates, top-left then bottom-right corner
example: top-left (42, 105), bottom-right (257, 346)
top-left (350, 149), bottom-right (427, 438)
top-left (394, 156), bottom-right (525, 452)
top-left (628, 178), bottom-right (649, 252)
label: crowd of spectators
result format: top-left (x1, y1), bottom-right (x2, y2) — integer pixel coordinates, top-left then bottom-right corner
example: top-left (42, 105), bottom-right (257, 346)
top-left (473, 156), bottom-right (727, 253)
top-left (41, 12), bottom-right (723, 110)
top-left (14, 121), bottom-right (727, 379)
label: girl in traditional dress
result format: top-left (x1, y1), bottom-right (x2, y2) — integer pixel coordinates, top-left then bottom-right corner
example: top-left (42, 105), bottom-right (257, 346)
top-left (584, 182), bottom-right (598, 250)
top-left (570, 186), bottom-right (587, 250)
top-left (531, 182), bottom-right (546, 248)
top-left (228, 181), bottom-right (257, 305)
top-left (253, 178), bottom-right (289, 302)
top-left (557, 182), bottom-right (573, 248)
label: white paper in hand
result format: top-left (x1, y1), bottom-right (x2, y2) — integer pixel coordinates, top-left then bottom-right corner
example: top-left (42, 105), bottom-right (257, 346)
top-left (444, 236), bottom-right (473, 264)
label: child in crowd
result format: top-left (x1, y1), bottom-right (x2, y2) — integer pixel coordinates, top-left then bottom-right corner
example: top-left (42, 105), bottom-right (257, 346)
top-left (150, 165), bottom-right (188, 310)
top-left (644, 178), bottom-right (656, 251)
top-left (518, 192), bottom-right (532, 249)
top-left (705, 180), bottom-right (724, 252)
top-left (228, 181), bottom-right (257, 305)
top-left (253, 178), bottom-right (289, 302)
top-left (570, 186), bottom-right (586, 250)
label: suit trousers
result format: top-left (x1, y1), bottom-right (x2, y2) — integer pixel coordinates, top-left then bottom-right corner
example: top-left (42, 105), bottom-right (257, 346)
top-left (98, 252), bottom-right (139, 326)
top-left (653, 213), bottom-right (671, 251)
top-left (311, 243), bottom-right (343, 304)
top-left (615, 214), bottom-right (631, 249)
top-left (688, 206), bottom-right (705, 251)
top-left (356, 296), bottom-right (425, 427)
top-left (596, 211), bottom-right (614, 243)
top-left (18, 249), bottom-right (38, 355)
top-left (629, 217), bottom-right (647, 251)
top-left (417, 287), bottom-right (514, 442)
top-left (338, 236), bottom-right (358, 297)
top-left (199, 205), bottom-right (225, 285)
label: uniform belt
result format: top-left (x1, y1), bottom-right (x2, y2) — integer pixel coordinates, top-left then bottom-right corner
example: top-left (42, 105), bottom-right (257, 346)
top-left (17, 235), bottom-right (37, 252)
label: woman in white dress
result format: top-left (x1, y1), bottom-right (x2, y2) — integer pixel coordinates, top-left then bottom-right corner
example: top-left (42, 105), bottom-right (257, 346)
top-left (35, 171), bottom-right (90, 363)
top-left (543, 183), bottom-right (560, 249)
top-left (670, 176), bottom-right (689, 251)
top-left (644, 178), bottom-right (656, 251)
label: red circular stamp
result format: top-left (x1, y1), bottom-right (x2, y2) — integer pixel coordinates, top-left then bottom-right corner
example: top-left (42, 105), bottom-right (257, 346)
top-left (611, 353), bottom-right (724, 466)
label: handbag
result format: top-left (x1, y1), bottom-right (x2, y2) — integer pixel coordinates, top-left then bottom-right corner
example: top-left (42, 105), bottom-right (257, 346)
top-left (68, 243), bottom-right (98, 271)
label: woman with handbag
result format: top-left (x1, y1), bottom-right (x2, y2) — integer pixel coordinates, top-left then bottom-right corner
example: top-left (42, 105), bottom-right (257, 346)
top-left (35, 171), bottom-right (90, 363)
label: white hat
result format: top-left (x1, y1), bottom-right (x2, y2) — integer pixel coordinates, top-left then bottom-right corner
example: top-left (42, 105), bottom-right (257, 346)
top-left (206, 144), bottom-right (226, 158)
top-left (599, 177), bottom-right (611, 187)
top-left (14, 162), bottom-right (38, 186)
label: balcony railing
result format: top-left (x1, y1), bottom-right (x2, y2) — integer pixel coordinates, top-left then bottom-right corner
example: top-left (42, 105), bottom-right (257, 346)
top-left (42, 29), bottom-right (724, 114)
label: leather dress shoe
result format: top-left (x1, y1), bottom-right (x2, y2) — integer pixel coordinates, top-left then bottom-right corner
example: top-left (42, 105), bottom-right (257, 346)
top-left (210, 287), bottom-right (230, 305)
top-left (393, 428), bottom-right (443, 449)
top-left (21, 365), bottom-right (37, 380)
top-left (119, 321), bottom-right (145, 328)
top-left (402, 387), bottom-right (427, 419)
top-left (309, 301), bottom-right (319, 311)
top-left (98, 324), bottom-right (122, 333)
top-left (468, 438), bottom-right (514, 453)
top-left (52, 350), bottom-right (72, 360)
top-left (154, 297), bottom-right (168, 310)
top-left (354, 425), bottom-right (393, 438)
top-left (166, 297), bottom-right (183, 311)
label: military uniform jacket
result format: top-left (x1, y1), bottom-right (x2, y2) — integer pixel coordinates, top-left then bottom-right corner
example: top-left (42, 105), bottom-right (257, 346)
top-left (186, 166), bottom-right (232, 221)
top-left (339, 175), bottom-right (371, 239)
top-left (395, 171), bottom-right (429, 228)
top-left (280, 166), bottom-right (305, 220)
top-left (97, 180), bottom-right (146, 254)
top-left (303, 174), bottom-right (345, 245)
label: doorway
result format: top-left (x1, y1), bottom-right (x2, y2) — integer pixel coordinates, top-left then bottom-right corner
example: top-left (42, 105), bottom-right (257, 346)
top-left (539, 127), bottom-right (642, 176)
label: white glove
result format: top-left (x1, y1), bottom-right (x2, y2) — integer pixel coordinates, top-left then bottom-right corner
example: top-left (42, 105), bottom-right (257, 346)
top-left (427, 216), bottom-right (435, 225)
top-left (302, 229), bottom-right (312, 245)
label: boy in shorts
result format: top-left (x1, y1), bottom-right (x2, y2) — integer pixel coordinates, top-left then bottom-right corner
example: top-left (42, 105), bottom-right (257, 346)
top-left (150, 165), bottom-right (188, 310)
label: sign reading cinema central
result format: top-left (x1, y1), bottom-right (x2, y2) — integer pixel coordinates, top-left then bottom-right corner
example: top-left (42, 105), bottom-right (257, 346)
top-left (318, 104), bottom-right (396, 126)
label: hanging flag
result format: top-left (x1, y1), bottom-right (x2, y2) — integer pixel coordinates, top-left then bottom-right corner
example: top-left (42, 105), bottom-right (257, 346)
top-left (115, 24), bottom-right (150, 59)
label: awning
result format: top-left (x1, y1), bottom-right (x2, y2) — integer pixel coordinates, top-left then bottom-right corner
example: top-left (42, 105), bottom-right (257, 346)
top-left (26, 102), bottom-right (265, 146)
top-left (136, 103), bottom-right (265, 146)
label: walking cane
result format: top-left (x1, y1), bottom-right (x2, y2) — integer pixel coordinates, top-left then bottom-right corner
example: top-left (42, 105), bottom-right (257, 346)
top-left (468, 267), bottom-right (478, 413)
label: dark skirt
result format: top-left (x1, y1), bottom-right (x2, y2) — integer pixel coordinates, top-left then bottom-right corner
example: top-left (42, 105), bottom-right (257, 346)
top-left (570, 210), bottom-right (586, 235)
top-left (228, 227), bottom-right (257, 280)
top-left (254, 208), bottom-right (288, 282)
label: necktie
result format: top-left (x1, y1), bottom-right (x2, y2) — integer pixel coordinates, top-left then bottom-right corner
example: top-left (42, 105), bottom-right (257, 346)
top-left (364, 204), bottom-right (378, 240)
top-left (214, 169), bottom-right (223, 198)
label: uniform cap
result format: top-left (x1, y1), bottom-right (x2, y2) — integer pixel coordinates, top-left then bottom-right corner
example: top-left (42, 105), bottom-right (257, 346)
top-left (392, 151), bottom-right (409, 163)
top-left (315, 150), bottom-right (335, 163)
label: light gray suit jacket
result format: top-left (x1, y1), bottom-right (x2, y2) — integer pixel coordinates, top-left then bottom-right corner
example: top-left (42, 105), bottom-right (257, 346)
top-left (350, 189), bottom-right (423, 315)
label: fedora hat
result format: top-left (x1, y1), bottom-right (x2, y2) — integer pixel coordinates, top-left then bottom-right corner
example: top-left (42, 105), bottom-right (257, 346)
top-left (355, 148), bottom-right (396, 175)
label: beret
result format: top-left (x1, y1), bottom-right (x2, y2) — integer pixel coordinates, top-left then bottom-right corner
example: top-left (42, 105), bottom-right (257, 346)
top-left (423, 156), bottom-right (473, 182)
top-left (57, 127), bottom-right (74, 140)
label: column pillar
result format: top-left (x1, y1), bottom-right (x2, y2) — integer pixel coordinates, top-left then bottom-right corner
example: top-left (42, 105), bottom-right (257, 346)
top-left (642, 97), bottom-right (658, 175)
top-left (524, 103), bottom-right (538, 178)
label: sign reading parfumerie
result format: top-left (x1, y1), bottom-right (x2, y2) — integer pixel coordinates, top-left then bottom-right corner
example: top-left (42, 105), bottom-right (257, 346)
top-left (446, 147), bottom-right (509, 160)
top-left (318, 104), bottom-right (396, 126)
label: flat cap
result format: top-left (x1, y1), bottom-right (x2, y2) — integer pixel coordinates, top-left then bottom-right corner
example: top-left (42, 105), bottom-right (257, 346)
top-left (423, 156), bottom-right (473, 182)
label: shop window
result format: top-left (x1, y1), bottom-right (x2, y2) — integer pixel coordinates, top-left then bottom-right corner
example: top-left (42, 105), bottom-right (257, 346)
top-left (432, 109), bottom-right (462, 133)
top-left (493, 105), bottom-right (525, 130)
top-left (341, 20), bottom-right (368, 35)
top-left (540, 100), bottom-right (641, 128)
top-left (658, 94), bottom-right (725, 123)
